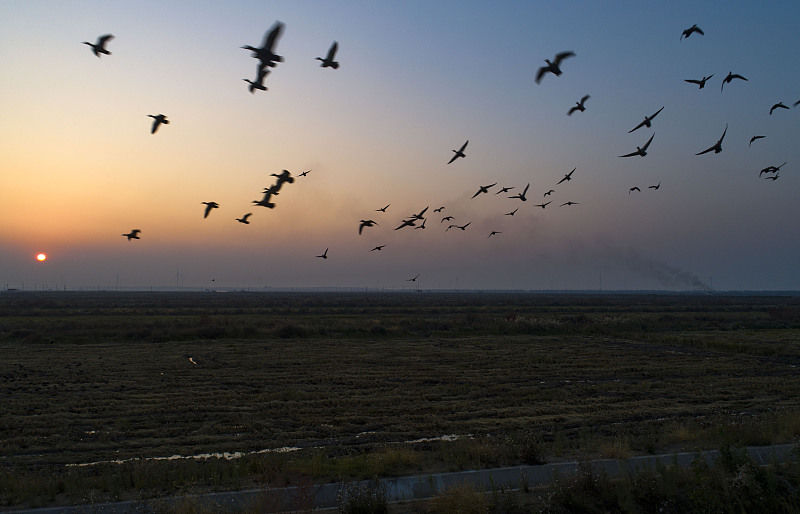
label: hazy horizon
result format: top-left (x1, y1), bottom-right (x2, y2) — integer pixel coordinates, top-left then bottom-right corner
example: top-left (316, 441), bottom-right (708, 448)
top-left (3, 2), bottom-right (799, 291)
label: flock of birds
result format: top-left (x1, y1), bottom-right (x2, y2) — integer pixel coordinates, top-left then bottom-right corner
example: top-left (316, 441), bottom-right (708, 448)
top-left (80, 20), bottom-right (795, 286)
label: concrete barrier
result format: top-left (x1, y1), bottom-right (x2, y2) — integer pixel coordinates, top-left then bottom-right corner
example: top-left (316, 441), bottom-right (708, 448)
top-left (9, 443), bottom-right (796, 513)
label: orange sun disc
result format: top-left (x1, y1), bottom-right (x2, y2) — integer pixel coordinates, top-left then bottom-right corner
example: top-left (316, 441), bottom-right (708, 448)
top-left (36, 253), bottom-right (47, 262)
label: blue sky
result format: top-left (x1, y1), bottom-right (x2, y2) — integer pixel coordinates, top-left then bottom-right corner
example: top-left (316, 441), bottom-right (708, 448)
top-left (1, 1), bottom-right (799, 290)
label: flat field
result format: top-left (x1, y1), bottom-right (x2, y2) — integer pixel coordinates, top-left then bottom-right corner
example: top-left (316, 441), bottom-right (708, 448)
top-left (2, 291), bottom-right (800, 508)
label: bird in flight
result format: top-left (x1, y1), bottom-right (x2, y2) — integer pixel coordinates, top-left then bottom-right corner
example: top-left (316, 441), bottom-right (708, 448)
top-left (407, 274), bottom-right (419, 282)
top-left (543, 189), bottom-right (555, 197)
top-left (472, 182), bottom-right (497, 198)
top-left (489, 231), bottom-right (501, 238)
top-left (535, 201), bottom-right (551, 209)
top-left (795, 100), bottom-right (800, 107)
top-left (440, 216), bottom-right (454, 223)
top-left (629, 107), bottom-right (664, 133)
top-left (759, 162), bottom-right (786, 176)
top-left (358, 219), bottom-right (377, 235)
top-left (508, 183), bottom-right (530, 201)
top-left (202, 201), bottom-right (219, 218)
top-left (315, 41), bottom-right (339, 69)
top-left (557, 168), bottom-right (576, 184)
top-left (721, 72), bottom-right (748, 92)
top-left (376, 204), bottom-right (390, 213)
top-left (244, 66), bottom-right (269, 93)
top-left (253, 188), bottom-right (276, 209)
top-left (684, 74), bottom-right (714, 89)
top-left (535, 51), bottom-right (575, 84)
top-left (414, 218), bottom-right (427, 230)
top-left (629, 186), bottom-right (641, 194)
top-left (433, 206), bottom-right (446, 213)
top-left (648, 182), bottom-right (661, 190)
top-left (316, 248), bottom-right (328, 259)
top-left (696, 124), bottom-right (727, 155)
top-left (505, 208), bottom-right (518, 216)
top-left (235, 213), bottom-right (252, 224)
top-left (298, 170), bottom-right (311, 177)
top-left (619, 133), bottom-right (655, 158)
top-left (395, 219), bottom-right (417, 230)
top-left (409, 206), bottom-right (429, 220)
top-left (448, 222), bottom-right (471, 231)
top-left (122, 229), bottom-right (141, 241)
top-left (147, 114), bottom-right (169, 134)
top-left (271, 170), bottom-right (295, 187)
top-left (448, 140), bottom-right (468, 164)
top-left (561, 201), bottom-right (579, 206)
top-left (680, 24), bottom-right (704, 40)
top-left (242, 22), bottom-right (284, 69)
top-left (568, 95), bottom-right (590, 115)
top-left (764, 174), bottom-right (780, 181)
top-left (770, 102), bottom-right (789, 115)
top-left (749, 135), bottom-right (766, 147)
top-left (495, 186), bottom-right (514, 195)
top-left (83, 34), bottom-right (114, 57)
top-left (370, 245), bottom-right (385, 252)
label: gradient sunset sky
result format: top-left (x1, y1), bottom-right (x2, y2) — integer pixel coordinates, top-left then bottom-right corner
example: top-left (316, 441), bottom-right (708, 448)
top-left (2, 1), bottom-right (799, 291)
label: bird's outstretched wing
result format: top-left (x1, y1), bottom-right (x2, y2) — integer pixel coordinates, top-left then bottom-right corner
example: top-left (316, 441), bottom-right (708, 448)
top-left (262, 22), bottom-right (284, 52)
top-left (535, 66), bottom-right (548, 84)
top-left (628, 119), bottom-right (646, 133)
top-left (619, 150), bottom-right (640, 158)
top-left (326, 41), bottom-right (338, 60)
top-left (695, 145), bottom-right (715, 155)
top-left (567, 105), bottom-right (579, 116)
top-left (554, 51), bottom-right (575, 65)
top-left (684, 79), bottom-right (702, 85)
top-left (98, 34), bottom-right (114, 46)
top-left (641, 133), bottom-right (655, 151)
top-left (458, 140), bottom-right (468, 152)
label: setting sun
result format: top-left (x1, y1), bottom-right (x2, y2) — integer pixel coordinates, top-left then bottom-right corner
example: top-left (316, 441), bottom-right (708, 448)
top-left (35, 252), bottom-right (47, 262)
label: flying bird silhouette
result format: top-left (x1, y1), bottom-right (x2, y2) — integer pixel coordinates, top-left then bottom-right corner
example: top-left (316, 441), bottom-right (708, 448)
top-left (488, 231), bottom-right (501, 237)
top-left (201, 201), bottom-right (219, 218)
top-left (122, 229), bottom-right (141, 241)
top-left (535, 201), bottom-right (551, 209)
top-left (619, 133), bottom-right (655, 157)
top-left (244, 66), bottom-right (269, 93)
top-left (721, 72), bottom-right (747, 92)
top-left (83, 34), bottom-right (114, 57)
top-left (242, 22), bottom-right (284, 69)
top-left (235, 213), bottom-right (252, 224)
top-left (764, 174), bottom-right (780, 181)
top-left (472, 182), bottom-right (497, 198)
top-left (568, 95), bottom-right (590, 115)
top-left (505, 208), bottom-right (518, 216)
top-left (358, 219), bottom-right (377, 234)
top-left (696, 124), bottom-right (727, 155)
top-left (770, 102), bottom-right (789, 115)
top-left (407, 274), bottom-right (419, 282)
top-left (749, 135), bottom-right (766, 146)
top-left (508, 183), bottom-right (530, 201)
top-left (414, 218), bottom-right (427, 230)
top-left (433, 206), bottom-right (446, 212)
top-left (448, 222), bottom-right (471, 231)
top-left (496, 187), bottom-right (514, 195)
top-left (543, 189), bottom-right (555, 197)
top-left (680, 24), bottom-right (704, 40)
top-left (535, 51), bottom-right (575, 84)
top-left (648, 182), bottom-right (661, 190)
top-left (759, 162), bottom-right (787, 176)
top-left (684, 74), bottom-right (714, 89)
top-left (440, 216), bottom-right (454, 223)
top-left (628, 107), bottom-right (664, 133)
top-left (561, 201), bottom-right (579, 206)
top-left (794, 100), bottom-right (800, 107)
top-left (448, 140), bottom-right (468, 164)
top-left (376, 204), bottom-right (390, 212)
top-left (370, 245), bottom-right (385, 252)
top-left (629, 186), bottom-right (641, 194)
top-left (298, 170), bottom-right (311, 177)
top-left (395, 219), bottom-right (416, 230)
top-left (147, 114), bottom-right (169, 134)
top-left (316, 248), bottom-right (328, 259)
top-left (315, 41), bottom-right (339, 69)
top-left (410, 206), bottom-right (429, 220)
top-left (557, 168), bottom-right (576, 184)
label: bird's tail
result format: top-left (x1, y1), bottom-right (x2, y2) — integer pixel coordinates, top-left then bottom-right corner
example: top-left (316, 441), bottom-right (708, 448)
top-left (331, 62), bottom-right (339, 69)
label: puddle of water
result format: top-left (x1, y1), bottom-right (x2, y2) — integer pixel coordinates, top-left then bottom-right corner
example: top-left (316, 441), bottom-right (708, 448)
top-left (67, 446), bottom-right (301, 467)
